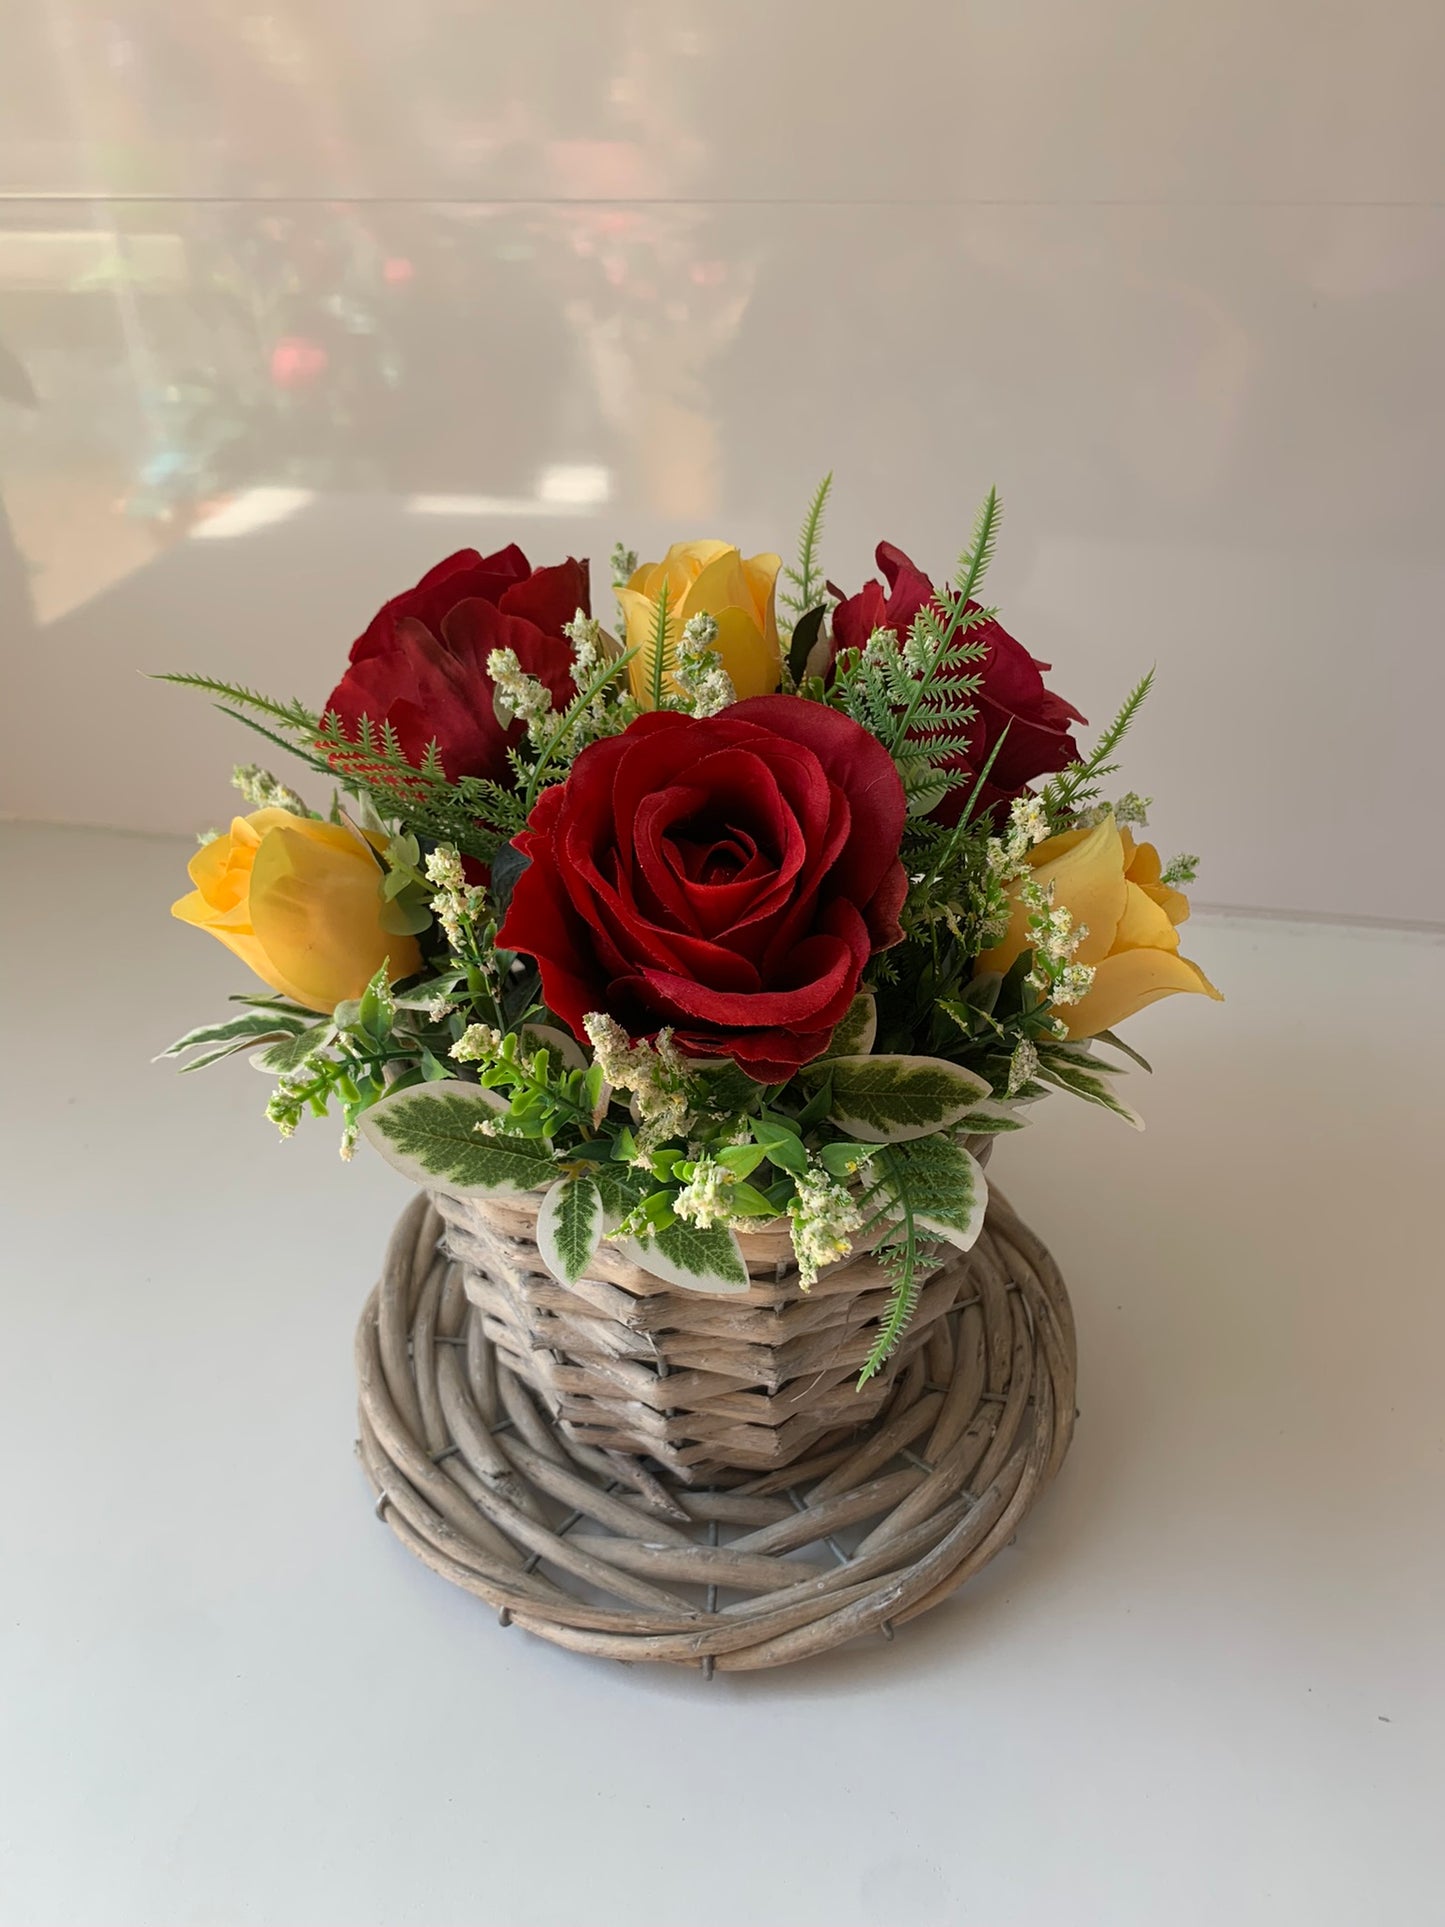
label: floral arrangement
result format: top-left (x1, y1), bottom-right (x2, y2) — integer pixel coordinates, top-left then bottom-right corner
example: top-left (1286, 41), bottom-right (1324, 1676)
top-left (163, 482), bottom-right (1219, 1381)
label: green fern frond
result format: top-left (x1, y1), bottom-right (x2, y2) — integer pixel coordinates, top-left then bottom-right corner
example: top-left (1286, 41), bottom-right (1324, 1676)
top-left (857, 1146), bottom-right (922, 1384)
top-left (155, 673), bottom-right (318, 733)
top-left (1043, 667), bottom-right (1155, 823)
top-left (780, 471), bottom-right (834, 618)
top-left (953, 487), bottom-right (1000, 607)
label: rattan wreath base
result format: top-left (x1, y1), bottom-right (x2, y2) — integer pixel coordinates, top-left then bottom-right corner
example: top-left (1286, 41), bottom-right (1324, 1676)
top-left (355, 1188), bottom-right (1076, 1671)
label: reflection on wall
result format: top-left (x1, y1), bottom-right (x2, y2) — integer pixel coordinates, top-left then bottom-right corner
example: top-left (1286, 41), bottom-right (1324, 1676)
top-left (0, 199), bottom-right (761, 627)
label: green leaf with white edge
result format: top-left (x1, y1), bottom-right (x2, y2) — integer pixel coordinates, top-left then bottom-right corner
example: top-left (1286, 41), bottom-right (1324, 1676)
top-left (177, 1038), bottom-right (284, 1073)
top-left (518, 1021), bottom-right (587, 1072)
top-left (392, 971), bottom-right (467, 1011)
top-left (827, 990), bottom-right (877, 1058)
top-left (1050, 1041), bottom-right (1127, 1075)
top-left (865, 1136), bottom-right (989, 1253)
top-left (228, 991), bottom-right (317, 1018)
top-left (536, 1174), bottom-right (605, 1286)
top-left (1036, 1055), bottom-right (1144, 1129)
top-left (158, 1008), bottom-right (310, 1058)
top-left (955, 1101), bottom-right (1029, 1135)
top-left (616, 1219), bottom-right (750, 1296)
top-left (1092, 1027), bottom-right (1154, 1074)
top-left (358, 1080), bottom-right (557, 1194)
top-left (249, 1025), bottom-right (331, 1074)
top-left (807, 1054), bottom-right (992, 1143)
top-left (591, 1161), bottom-right (649, 1219)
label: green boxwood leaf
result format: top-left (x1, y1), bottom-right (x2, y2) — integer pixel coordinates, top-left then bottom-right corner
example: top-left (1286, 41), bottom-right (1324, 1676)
top-left (727, 1181), bottom-right (786, 1219)
top-left (753, 1116), bottom-right (808, 1175)
top-left (358, 1080), bottom-right (556, 1194)
top-left (817, 1140), bottom-right (878, 1178)
top-left (716, 1142), bottom-right (767, 1180)
top-left (536, 1174), bottom-right (604, 1286)
top-left (617, 1219), bottom-right (749, 1296)
top-left (807, 1054), bottom-right (992, 1143)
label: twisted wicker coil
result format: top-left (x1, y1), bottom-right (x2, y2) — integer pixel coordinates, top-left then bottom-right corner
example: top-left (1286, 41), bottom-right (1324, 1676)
top-left (356, 1186), bottom-right (1076, 1670)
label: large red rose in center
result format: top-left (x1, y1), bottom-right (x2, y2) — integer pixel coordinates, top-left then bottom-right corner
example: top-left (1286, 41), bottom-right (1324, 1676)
top-left (496, 696), bottom-right (907, 1079)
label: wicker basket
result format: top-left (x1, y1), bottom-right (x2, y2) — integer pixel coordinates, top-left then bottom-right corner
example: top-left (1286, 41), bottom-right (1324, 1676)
top-left (356, 1174), bottom-right (1077, 1670)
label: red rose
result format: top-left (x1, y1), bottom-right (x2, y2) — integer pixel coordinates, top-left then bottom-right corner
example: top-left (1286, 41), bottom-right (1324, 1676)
top-left (830, 542), bottom-right (1085, 823)
top-left (323, 545), bottom-right (586, 782)
top-left (496, 696), bottom-right (907, 1079)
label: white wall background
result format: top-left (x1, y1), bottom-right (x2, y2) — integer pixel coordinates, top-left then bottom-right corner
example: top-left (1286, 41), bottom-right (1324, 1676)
top-left (1, 1), bottom-right (1441, 922)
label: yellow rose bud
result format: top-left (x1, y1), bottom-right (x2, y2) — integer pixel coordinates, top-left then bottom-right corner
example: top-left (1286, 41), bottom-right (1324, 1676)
top-left (171, 808), bottom-right (421, 1012)
top-left (615, 539), bottom-right (782, 707)
top-left (979, 815), bottom-right (1222, 1038)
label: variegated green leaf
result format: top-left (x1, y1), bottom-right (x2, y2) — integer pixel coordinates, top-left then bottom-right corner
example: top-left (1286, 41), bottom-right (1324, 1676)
top-left (392, 971), bottom-right (467, 1011)
top-left (955, 1101), bottom-right (1028, 1135)
top-left (1037, 1053), bottom-right (1144, 1129)
top-left (616, 1219), bottom-right (749, 1296)
top-left (1092, 1028), bottom-right (1154, 1074)
top-left (536, 1174), bottom-right (604, 1286)
top-left (806, 1054), bottom-right (992, 1143)
top-left (518, 1021), bottom-right (587, 1072)
top-left (827, 990), bottom-right (877, 1058)
top-left (250, 1025), bottom-right (330, 1074)
top-left (358, 1080), bottom-right (556, 1194)
top-left (865, 1136), bottom-right (989, 1252)
top-left (158, 1008), bottom-right (310, 1059)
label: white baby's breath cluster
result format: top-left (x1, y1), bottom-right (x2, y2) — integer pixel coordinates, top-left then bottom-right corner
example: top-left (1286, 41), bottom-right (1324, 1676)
top-left (609, 542), bottom-right (638, 590)
top-left (562, 608), bottom-right (638, 743)
top-left (1020, 877), bottom-right (1094, 1009)
top-left (671, 1155), bottom-right (738, 1230)
top-left (788, 1158), bottom-right (865, 1290)
top-left (231, 763), bottom-right (309, 814)
top-left (671, 611), bottom-right (735, 717)
top-left (450, 1022), bottom-right (503, 1065)
top-left (978, 793), bottom-right (1053, 943)
top-left (1006, 1036), bottom-right (1039, 1097)
top-left (424, 844), bottom-right (485, 954)
top-left (486, 647), bottom-right (554, 747)
top-left (582, 1013), bottom-right (692, 1153)
top-left (1082, 791), bottom-right (1151, 829)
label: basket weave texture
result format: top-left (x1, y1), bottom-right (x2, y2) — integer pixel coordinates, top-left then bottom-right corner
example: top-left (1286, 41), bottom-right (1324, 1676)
top-left (434, 1182), bottom-right (975, 1483)
top-left (356, 1184), bottom-right (1076, 1670)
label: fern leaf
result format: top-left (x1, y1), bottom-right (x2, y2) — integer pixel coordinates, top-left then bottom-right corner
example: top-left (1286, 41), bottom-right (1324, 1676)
top-left (781, 471), bottom-right (834, 618)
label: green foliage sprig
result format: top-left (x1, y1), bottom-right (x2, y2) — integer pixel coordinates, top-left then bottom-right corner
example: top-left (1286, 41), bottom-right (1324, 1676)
top-left (1042, 668), bottom-right (1155, 827)
top-left (779, 471), bottom-right (834, 622)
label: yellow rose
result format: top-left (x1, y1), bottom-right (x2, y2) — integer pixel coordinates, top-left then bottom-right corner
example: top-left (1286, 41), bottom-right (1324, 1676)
top-left (172, 808), bottom-right (420, 1012)
top-left (615, 539), bottom-right (782, 706)
top-left (978, 815), bottom-right (1222, 1038)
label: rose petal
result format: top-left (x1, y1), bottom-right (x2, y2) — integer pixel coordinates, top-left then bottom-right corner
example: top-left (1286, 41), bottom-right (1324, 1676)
top-left (1061, 947), bottom-right (1224, 1039)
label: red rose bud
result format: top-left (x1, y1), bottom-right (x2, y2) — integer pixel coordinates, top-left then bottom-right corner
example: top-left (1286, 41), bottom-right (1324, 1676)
top-left (323, 546), bottom-right (586, 784)
top-left (830, 542), bottom-right (1085, 823)
top-left (496, 697), bottom-right (907, 1080)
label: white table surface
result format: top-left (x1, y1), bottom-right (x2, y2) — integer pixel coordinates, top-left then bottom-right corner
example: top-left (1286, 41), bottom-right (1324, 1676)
top-left (3, 820), bottom-right (1441, 1927)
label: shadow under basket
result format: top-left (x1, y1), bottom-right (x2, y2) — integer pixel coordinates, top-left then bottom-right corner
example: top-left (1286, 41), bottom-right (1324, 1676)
top-left (356, 1172), bottom-right (1076, 1671)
